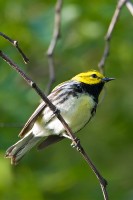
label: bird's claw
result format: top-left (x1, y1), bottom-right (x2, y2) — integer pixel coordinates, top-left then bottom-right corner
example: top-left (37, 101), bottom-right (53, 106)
top-left (71, 138), bottom-right (81, 151)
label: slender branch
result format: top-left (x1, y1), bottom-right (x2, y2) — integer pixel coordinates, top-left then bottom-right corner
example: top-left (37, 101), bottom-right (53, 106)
top-left (76, 142), bottom-right (108, 199)
top-left (46, 0), bottom-right (63, 95)
top-left (98, 0), bottom-right (127, 73)
top-left (47, 0), bottom-right (62, 56)
top-left (0, 50), bottom-right (108, 200)
top-left (0, 32), bottom-right (29, 128)
top-left (126, 0), bottom-right (133, 15)
top-left (0, 32), bottom-right (29, 64)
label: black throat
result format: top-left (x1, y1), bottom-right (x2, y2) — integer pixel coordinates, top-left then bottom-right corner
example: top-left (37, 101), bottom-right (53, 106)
top-left (75, 82), bottom-right (105, 103)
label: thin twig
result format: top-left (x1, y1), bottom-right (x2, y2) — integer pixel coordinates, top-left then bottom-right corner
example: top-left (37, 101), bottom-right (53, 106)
top-left (0, 32), bottom-right (29, 128)
top-left (126, 0), bottom-right (133, 15)
top-left (47, 0), bottom-right (62, 56)
top-left (0, 50), bottom-right (108, 200)
top-left (46, 0), bottom-right (63, 95)
top-left (98, 0), bottom-right (127, 73)
top-left (77, 142), bottom-right (108, 199)
top-left (0, 32), bottom-right (29, 64)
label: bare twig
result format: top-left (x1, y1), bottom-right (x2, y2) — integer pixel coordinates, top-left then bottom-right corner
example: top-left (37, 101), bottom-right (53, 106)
top-left (47, 0), bottom-right (62, 56)
top-left (77, 143), bottom-right (108, 200)
top-left (126, 0), bottom-right (133, 16)
top-left (0, 32), bottom-right (29, 128)
top-left (0, 32), bottom-right (29, 64)
top-left (0, 50), bottom-right (108, 200)
top-left (98, 0), bottom-right (127, 73)
top-left (46, 0), bottom-right (63, 94)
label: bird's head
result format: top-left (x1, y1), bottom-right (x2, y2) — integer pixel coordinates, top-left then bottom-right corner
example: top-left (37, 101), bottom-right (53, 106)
top-left (72, 70), bottom-right (115, 85)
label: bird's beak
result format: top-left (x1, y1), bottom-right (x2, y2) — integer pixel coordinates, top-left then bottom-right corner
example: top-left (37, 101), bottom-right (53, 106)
top-left (102, 77), bottom-right (115, 83)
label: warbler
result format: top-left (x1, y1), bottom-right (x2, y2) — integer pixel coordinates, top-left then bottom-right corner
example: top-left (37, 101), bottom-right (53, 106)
top-left (5, 70), bottom-right (114, 165)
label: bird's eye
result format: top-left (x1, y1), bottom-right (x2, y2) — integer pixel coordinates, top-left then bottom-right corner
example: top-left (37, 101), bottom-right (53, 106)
top-left (91, 74), bottom-right (97, 78)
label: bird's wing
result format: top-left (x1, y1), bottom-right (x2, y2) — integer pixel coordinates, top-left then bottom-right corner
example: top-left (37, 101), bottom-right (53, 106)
top-left (19, 101), bottom-right (46, 138)
top-left (37, 135), bottom-right (64, 150)
top-left (19, 82), bottom-right (69, 138)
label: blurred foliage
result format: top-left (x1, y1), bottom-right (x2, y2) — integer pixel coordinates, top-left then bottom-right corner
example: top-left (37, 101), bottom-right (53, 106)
top-left (0, 0), bottom-right (133, 200)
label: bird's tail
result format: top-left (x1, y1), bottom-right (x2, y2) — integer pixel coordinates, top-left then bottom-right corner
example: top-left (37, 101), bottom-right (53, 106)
top-left (5, 131), bottom-right (41, 165)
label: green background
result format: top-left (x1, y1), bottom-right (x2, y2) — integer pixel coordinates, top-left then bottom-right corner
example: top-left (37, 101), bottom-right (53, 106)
top-left (0, 1), bottom-right (133, 199)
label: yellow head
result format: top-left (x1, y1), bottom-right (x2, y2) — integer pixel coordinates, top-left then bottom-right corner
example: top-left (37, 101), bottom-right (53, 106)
top-left (72, 70), bottom-right (114, 84)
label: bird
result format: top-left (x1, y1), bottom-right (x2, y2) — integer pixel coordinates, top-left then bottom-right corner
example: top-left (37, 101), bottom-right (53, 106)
top-left (5, 70), bottom-right (115, 165)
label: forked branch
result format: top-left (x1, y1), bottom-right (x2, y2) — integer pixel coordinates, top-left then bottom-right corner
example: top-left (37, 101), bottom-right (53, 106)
top-left (0, 32), bottom-right (29, 64)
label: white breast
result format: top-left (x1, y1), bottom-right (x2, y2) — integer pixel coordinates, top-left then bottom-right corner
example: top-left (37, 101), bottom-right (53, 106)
top-left (32, 94), bottom-right (96, 137)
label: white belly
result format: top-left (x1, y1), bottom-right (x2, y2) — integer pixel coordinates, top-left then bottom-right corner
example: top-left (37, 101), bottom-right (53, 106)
top-left (33, 94), bottom-right (95, 137)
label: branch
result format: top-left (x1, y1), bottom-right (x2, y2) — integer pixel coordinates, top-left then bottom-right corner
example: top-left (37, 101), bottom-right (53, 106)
top-left (126, 0), bottom-right (133, 15)
top-left (46, 0), bottom-right (63, 95)
top-left (98, 0), bottom-right (127, 73)
top-left (77, 142), bottom-right (108, 199)
top-left (0, 32), bottom-right (29, 64)
top-left (0, 50), bottom-right (108, 200)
